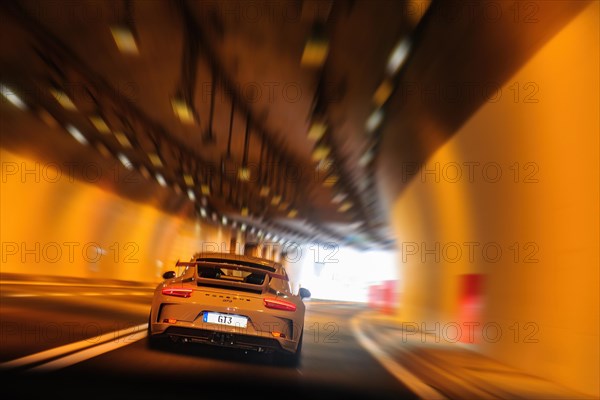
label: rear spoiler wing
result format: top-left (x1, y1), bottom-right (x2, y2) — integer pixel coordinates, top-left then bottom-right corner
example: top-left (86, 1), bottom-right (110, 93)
top-left (176, 260), bottom-right (288, 281)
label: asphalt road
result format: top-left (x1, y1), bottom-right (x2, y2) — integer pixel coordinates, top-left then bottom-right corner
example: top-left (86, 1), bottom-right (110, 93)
top-left (0, 282), bottom-right (418, 400)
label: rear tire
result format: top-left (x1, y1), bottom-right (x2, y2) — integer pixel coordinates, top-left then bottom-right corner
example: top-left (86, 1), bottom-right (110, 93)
top-left (147, 312), bottom-right (167, 349)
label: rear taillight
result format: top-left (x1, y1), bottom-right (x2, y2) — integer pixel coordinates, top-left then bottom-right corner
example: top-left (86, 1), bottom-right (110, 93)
top-left (162, 287), bottom-right (193, 298)
top-left (263, 297), bottom-right (296, 311)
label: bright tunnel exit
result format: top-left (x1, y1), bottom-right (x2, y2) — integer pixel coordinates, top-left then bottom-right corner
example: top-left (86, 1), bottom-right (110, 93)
top-left (294, 245), bottom-right (398, 303)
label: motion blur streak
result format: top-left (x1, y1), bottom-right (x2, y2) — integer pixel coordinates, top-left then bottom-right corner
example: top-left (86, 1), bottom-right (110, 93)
top-left (28, 324), bottom-right (147, 372)
top-left (1, 0), bottom-right (599, 399)
top-left (0, 323), bottom-right (147, 370)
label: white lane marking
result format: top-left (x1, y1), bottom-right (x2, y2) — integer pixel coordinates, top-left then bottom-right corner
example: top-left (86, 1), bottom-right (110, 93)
top-left (351, 314), bottom-right (447, 400)
top-left (108, 292), bottom-right (125, 296)
top-left (82, 292), bottom-right (101, 296)
top-left (29, 326), bottom-right (147, 372)
top-left (6, 293), bottom-right (37, 297)
top-left (0, 324), bottom-right (147, 371)
top-left (47, 293), bottom-right (73, 297)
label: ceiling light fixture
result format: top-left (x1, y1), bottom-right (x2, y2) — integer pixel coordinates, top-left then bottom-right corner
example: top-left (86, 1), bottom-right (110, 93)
top-left (359, 147), bottom-right (376, 167)
top-left (260, 186), bottom-right (270, 197)
top-left (307, 120), bottom-right (327, 141)
top-left (323, 174), bottom-right (339, 187)
top-left (301, 23), bottom-right (329, 67)
top-left (258, 134), bottom-right (270, 197)
top-left (365, 109), bottom-right (384, 133)
top-left (187, 189), bottom-right (196, 201)
top-left (66, 125), bottom-right (88, 145)
top-left (89, 115), bottom-right (111, 133)
top-left (332, 192), bottom-right (347, 204)
top-left (110, 25), bottom-right (139, 55)
top-left (183, 174), bottom-right (194, 187)
top-left (373, 79), bottom-right (393, 107)
top-left (117, 153), bottom-right (133, 170)
top-left (238, 114), bottom-right (252, 181)
top-left (51, 88), bottom-right (77, 111)
top-left (407, 0), bottom-right (432, 26)
top-left (117, 153), bottom-right (133, 169)
top-left (338, 201), bottom-right (353, 213)
top-left (312, 144), bottom-right (331, 162)
top-left (171, 97), bottom-right (196, 124)
top-left (148, 153), bottom-right (163, 168)
top-left (271, 195), bottom-right (282, 206)
top-left (315, 157), bottom-right (333, 172)
top-left (238, 167), bottom-right (251, 182)
top-left (0, 84), bottom-right (26, 110)
top-left (156, 173), bottom-right (167, 187)
top-left (386, 38), bottom-right (411, 76)
top-left (114, 131), bottom-right (132, 148)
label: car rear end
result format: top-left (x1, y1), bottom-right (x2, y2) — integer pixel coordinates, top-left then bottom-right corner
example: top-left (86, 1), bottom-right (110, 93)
top-left (149, 258), bottom-right (304, 355)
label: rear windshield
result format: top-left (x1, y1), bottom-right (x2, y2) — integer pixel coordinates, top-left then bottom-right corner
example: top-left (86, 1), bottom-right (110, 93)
top-left (196, 257), bottom-right (276, 272)
top-left (196, 264), bottom-right (266, 285)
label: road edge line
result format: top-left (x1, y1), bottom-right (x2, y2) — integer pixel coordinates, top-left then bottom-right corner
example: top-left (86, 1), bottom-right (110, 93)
top-left (351, 313), bottom-right (447, 400)
top-left (0, 323), bottom-right (147, 371)
top-left (28, 325), bottom-right (148, 372)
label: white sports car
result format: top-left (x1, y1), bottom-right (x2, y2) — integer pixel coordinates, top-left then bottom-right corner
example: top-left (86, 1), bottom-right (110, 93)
top-left (148, 252), bottom-right (310, 365)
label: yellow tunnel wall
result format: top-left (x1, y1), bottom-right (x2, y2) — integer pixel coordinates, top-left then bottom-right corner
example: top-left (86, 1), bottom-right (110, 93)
top-left (387, 3), bottom-right (598, 396)
top-left (0, 149), bottom-right (244, 283)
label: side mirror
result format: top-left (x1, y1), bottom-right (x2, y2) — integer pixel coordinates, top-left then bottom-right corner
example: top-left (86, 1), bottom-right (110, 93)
top-left (162, 271), bottom-right (176, 279)
top-left (299, 288), bottom-right (311, 299)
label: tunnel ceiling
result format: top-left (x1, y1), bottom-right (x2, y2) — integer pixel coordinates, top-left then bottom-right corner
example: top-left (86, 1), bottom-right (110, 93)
top-left (2, 0), bottom-right (423, 249)
top-left (1, 1), bottom-right (590, 249)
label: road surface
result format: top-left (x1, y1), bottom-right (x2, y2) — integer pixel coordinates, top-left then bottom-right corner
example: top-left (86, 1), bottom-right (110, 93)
top-left (0, 281), bottom-right (418, 399)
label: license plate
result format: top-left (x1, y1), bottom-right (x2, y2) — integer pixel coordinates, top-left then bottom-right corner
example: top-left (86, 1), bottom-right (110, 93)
top-left (203, 312), bottom-right (248, 328)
